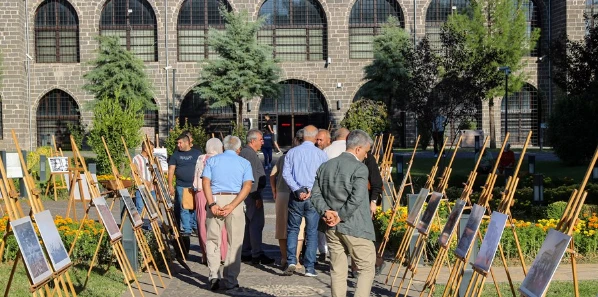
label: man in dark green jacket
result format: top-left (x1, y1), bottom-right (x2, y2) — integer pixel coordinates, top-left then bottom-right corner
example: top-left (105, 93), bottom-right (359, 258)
top-left (310, 129), bottom-right (376, 297)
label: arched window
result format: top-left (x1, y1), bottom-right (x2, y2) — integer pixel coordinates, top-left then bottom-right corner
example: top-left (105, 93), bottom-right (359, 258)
top-left (37, 89), bottom-right (80, 150)
top-left (258, 0), bottom-right (327, 61)
top-left (586, 0), bottom-right (598, 29)
top-left (501, 83), bottom-right (539, 145)
top-left (179, 91), bottom-right (236, 136)
top-left (425, 0), bottom-right (469, 52)
top-left (259, 80), bottom-right (328, 146)
top-left (177, 0), bottom-right (231, 61)
top-left (521, 0), bottom-right (540, 56)
top-left (35, 0), bottom-right (79, 63)
top-left (100, 0), bottom-right (158, 62)
top-left (349, 0), bottom-right (404, 59)
top-left (142, 99), bottom-right (159, 136)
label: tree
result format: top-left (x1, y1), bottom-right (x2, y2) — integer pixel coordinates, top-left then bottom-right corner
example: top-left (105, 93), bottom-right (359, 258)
top-left (362, 17), bottom-right (412, 114)
top-left (83, 36), bottom-right (155, 109)
top-left (443, 0), bottom-right (539, 147)
top-left (196, 8), bottom-right (281, 127)
top-left (340, 99), bottom-right (388, 136)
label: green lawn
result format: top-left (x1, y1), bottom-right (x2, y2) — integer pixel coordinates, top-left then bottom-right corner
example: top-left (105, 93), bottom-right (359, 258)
top-left (432, 280), bottom-right (598, 297)
top-left (0, 262), bottom-right (127, 297)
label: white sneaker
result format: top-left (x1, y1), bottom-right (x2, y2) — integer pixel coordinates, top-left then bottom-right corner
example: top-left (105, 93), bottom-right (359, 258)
top-left (284, 263), bottom-right (296, 275)
top-left (304, 270), bottom-right (318, 277)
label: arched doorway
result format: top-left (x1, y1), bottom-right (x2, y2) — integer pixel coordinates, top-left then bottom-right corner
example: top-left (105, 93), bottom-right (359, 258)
top-left (259, 80), bottom-right (329, 146)
top-left (179, 90), bottom-right (236, 137)
top-left (36, 89), bottom-right (80, 150)
top-left (501, 83), bottom-right (539, 145)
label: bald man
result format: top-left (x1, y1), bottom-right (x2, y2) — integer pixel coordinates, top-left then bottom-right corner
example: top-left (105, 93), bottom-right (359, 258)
top-left (282, 125), bottom-right (329, 277)
top-left (316, 129), bottom-right (331, 149)
top-left (324, 127), bottom-right (350, 159)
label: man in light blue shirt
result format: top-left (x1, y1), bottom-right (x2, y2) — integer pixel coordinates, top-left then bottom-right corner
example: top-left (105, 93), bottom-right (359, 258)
top-left (282, 125), bottom-right (328, 277)
top-left (202, 135), bottom-right (253, 291)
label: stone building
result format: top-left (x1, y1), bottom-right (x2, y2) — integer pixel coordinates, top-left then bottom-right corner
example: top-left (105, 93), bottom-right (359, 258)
top-left (0, 0), bottom-right (592, 150)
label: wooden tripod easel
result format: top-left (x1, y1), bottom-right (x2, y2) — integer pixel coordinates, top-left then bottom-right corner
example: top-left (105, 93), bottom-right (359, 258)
top-left (142, 136), bottom-right (187, 263)
top-left (372, 134), bottom-right (385, 164)
top-left (377, 136), bottom-right (420, 258)
top-left (520, 146), bottom-right (598, 297)
top-left (100, 136), bottom-right (165, 295)
top-left (65, 135), bottom-right (145, 297)
top-left (385, 137), bottom-right (448, 286)
top-left (65, 143), bottom-right (94, 221)
top-left (2, 130), bottom-right (76, 297)
top-left (44, 135), bottom-right (69, 201)
top-left (461, 131), bottom-right (533, 297)
top-left (391, 135), bottom-right (463, 296)
top-left (419, 136), bottom-right (490, 297)
top-left (121, 136), bottom-right (172, 279)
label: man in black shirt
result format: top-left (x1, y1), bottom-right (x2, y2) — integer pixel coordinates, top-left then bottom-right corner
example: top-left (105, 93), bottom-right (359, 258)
top-left (264, 114), bottom-right (282, 154)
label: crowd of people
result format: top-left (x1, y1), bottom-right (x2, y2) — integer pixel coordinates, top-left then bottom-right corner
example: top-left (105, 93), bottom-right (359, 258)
top-left (136, 120), bottom-right (387, 296)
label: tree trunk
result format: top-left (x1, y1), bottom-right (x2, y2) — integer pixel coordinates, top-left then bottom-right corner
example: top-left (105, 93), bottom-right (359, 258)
top-left (237, 98), bottom-right (244, 129)
top-left (489, 98), bottom-right (496, 149)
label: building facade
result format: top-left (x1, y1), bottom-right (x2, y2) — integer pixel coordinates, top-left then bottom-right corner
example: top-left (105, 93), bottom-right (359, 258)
top-left (0, 0), bottom-right (591, 150)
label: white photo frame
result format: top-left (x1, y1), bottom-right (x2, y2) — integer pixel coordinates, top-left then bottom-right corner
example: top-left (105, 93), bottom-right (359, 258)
top-left (10, 217), bottom-right (53, 286)
top-left (6, 153), bottom-right (23, 178)
top-left (34, 210), bottom-right (71, 271)
top-left (48, 157), bottom-right (69, 173)
top-left (119, 189), bottom-right (143, 228)
top-left (473, 211), bottom-right (509, 273)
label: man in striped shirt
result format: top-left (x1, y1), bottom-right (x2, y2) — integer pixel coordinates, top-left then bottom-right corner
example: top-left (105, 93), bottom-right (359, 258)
top-left (133, 141), bottom-right (154, 214)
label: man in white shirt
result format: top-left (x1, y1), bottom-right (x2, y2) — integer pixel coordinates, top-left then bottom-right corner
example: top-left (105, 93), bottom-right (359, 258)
top-left (324, 128), bottom-right (350, 159)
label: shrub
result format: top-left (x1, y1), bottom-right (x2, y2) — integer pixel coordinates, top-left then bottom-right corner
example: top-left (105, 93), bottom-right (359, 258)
top-left (341, 99), bottom-right (388, 136)
top-left (164, 118), bottom-right (209, 156)
top-left (546, 201), bottom-right (568, 220)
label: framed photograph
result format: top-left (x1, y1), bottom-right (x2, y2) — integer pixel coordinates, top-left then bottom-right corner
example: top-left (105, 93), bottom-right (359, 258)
top-left (34, 210), bottom-right (71, 271)
top-left (138, 185), bottom-right (159, 220)
top-left (438, 199), bottom-right (467, 248)
top-left (519, 229), bottom-right (571, 297)
top-left (454, 204), bottom-right (486, 259)
top-left (406, 188), bottom-right (430, 227)
top-left (416, 192), bottom-right (443, 235)
top-left (10, 216), bottom-right (52, 286)
top-left (93, 196), bottom-right (122, 242)
top-left (153, 148), bottom-right (168, 173)
top-left (473, 211), bottom-right (508, 273)
top-left (6, 153), bottom-right (24, 178)
top-left (119, 189), bottom-right (143, 228)
top-left (153, 164), bottom-right (174, 209)
top-left (48, 157), bottom-right (69, 173)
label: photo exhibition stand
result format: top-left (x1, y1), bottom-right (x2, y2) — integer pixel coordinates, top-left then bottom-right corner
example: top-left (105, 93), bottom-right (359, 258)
top-left (44, 135), bottom-right (69, 202)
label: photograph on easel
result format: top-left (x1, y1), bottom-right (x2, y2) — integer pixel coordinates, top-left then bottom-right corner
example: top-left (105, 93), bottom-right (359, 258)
top-left (70, 174), bottom-right (92, 201)
top-left (48, 157), bottom-right (69, 173)
top-left (454, 204), bottom-right (486, 259)
top-left (519, 229), bottom-right (572, 297)
top-left (138, 185), bottom-right (159, 220)
top-left (34, 210), bottom-right (71, 271)
top-left (406, 188), bottom-right (430, 227)
top-left (153, 148), bottom-right (168, 172)
top-left (473, 211), bottom-right (508, 273)
top-left (93, 196), bottom-right (122, 241)
top-left (5, 152), bottom-right (24, 178)
top-left (153, 164), bottom-right (174, 208)
top-left (438, 199), bottom-right (467, 248)
top-left (10, 216), bottom-right (53, 285)
top-left (119, 189), bottom-right (143, 228)
top-left (416, 192), bottom-right (443, 235)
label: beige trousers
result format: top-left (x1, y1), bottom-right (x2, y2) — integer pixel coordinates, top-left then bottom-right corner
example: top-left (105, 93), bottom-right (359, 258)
top-left (326, 229), bottom-right (375, 297)
top-left (206, 194), bottom-right (245, 287)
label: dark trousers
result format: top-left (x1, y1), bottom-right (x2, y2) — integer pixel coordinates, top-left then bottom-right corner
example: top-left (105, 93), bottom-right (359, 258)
top-left (432, 131), bottom-right (444, 155)
top-left (262, 147), bottom-right (273, 167)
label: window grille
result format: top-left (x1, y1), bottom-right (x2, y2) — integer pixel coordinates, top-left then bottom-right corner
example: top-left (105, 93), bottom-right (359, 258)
top-left (35, 0), bottom-right (79, 63)
top-left (425, 0), bottom-right (469, 53)
top-left (36, 89), bottom-right (80, 150)
top-left (100, 0), bottom-right (158, 62)
top-left (179, 91), bottom-right (236, 136)
top-left (349, 0), bottom-right (404, 59)
top-left (586, 0), bottom-right (598, 30)
top-left (521, 0), bottom-right (540, 56)
top-left (177, 0), bottom-right (231, 61)
top-left (257, 0), bottom-right (327, 61)
top-left (501, 84), bottom-right (539, 145)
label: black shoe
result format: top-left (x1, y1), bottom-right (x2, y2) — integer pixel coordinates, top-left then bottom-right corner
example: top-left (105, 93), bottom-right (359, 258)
top-left (210, 279), bottom-right (220, 291)
top-left (181, 236), bottom-right (191, 259)
top-left (241, 255), bottom-right (252, 262)
top-left (317, 253), bottom-right (326, 263)
top-left (252, 254), bottom-right (275, 265)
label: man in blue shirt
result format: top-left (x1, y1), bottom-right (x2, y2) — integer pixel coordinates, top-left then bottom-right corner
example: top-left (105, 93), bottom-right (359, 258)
top-left (282, 125), bottom-right (328, 277)
top-left (202, 135), bottom-right (253, 291)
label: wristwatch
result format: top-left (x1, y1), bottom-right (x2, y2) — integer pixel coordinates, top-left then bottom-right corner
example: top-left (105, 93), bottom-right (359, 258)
top-left (208, 202), bottom-right (217, 209)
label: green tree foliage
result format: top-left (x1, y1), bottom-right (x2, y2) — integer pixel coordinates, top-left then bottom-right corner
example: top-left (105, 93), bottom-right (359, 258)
top-left (83, 36), bottom-right (155, 109)
top-left (164, 118), bottom-right (209, 156)
top-left (196, 8), bottom-right (281, 127)
top-left (340, 99), bottom-right (388, 136)
top-left (443, 0), bottom-right (539, 146)
top-left (549, 15), bottom-right (598, 165)
top-left (362, 17), bottom-right (412, 113)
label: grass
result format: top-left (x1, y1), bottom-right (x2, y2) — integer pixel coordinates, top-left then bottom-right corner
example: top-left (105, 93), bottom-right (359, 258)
top-left (431, 280), bottom-right (598, 297)
top-left (0, 262), bottom-right (128, 297)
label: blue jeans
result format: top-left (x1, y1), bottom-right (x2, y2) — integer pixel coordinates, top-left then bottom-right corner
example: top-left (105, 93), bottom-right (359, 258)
top-left (262, 147), bottom-right (273, 167)
top-left (174, 186), bottom-right (193, 235)
top-left (134, 189), bottom-right (157, 215)
top-left (287, 194), bottom-right (320, 270)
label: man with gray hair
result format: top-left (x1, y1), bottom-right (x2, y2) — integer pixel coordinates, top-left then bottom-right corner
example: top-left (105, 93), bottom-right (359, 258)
top-left (240, 129), bottom-right (275, 265)
top-left (282, 125), bottom-right (328, 277)
top-left (310, 129), bottom-right (376, 297)
top-left (202, 135), bottom-right (254, 290)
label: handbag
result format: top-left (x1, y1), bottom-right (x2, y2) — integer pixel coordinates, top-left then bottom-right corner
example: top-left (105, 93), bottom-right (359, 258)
top-left (182, 188), bottom-right (195, 210)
